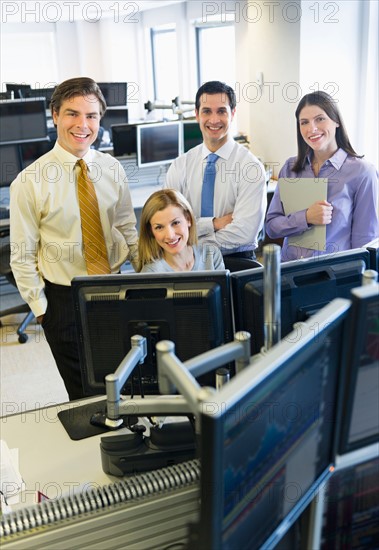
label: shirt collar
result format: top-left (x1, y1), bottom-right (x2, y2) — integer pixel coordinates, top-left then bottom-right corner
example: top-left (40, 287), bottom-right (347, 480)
top-left (53, 141), bottom-right (96, 174)
top-left (306, 148), bottom-right (348, 170)
top-left (201, 137), bottom-right (236, 160)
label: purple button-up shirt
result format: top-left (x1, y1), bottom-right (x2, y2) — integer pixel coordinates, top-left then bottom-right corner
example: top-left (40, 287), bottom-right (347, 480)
top-left (265, 149), bottom-right (378, 261)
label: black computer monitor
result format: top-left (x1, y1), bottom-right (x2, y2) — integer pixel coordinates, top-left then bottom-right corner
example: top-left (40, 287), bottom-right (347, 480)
top-left (0, 144), bottom-right (23, 187)
top-left (5, 83), bottom-right (31, 99)
top-left (101, 107), bottom-right (129, 135)
top-left (97, 82), bottom-right (127, 106)
top-left (182, 120), bottom-right (203, 152)
top-left (0, 98), bottom-right (48, 144)
top-left (232, 248), bottom-right (370, 355)
top-left (197, 298), bottom-right (351, 549)
top-left (338, 283), bottom-right (379, 454)
top-left (365, 237), bottom-right (379, 272)
top-left (25, 87), bottom-right (56, 107)
top-left (111, 124), bottom-right (137, 157)
top-left (72, 271), bottom-right (233, 396)
top-left (321, 455), bottom-right (379, 547)
top-left (137, 121), bottom-right (181, 168)
top-left (20, 139), bottom-right (54, 168)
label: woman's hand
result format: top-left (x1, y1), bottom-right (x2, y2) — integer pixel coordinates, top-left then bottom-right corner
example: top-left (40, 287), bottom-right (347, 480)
top-left (306, 200), bottom-right (333, 225)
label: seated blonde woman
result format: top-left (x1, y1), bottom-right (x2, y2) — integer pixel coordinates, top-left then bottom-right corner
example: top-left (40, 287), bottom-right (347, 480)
top-left (137, 189), bottom-right (225, 273)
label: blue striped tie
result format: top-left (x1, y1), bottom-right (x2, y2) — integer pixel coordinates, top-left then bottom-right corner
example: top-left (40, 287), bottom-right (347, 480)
top-left (201, 153), bottom-right (219, 217)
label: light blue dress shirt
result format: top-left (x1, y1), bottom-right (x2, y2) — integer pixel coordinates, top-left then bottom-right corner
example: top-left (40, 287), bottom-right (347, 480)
top-left (265, 149), bottom-right (378, 261)
top-left (166, 139), bottom-right (267, 255)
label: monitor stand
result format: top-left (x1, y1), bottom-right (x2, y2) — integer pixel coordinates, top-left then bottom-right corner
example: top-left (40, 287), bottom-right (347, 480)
top-left (58, 399), bottom-right (138, 440)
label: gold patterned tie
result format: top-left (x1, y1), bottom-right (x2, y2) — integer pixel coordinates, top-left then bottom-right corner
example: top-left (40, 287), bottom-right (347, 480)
top-left (77, 159), bottom-right (111, 275)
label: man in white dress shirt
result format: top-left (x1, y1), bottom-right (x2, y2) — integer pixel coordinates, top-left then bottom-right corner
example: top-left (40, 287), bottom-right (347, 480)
top-left (165, 81), bottom-right (266, 258)
top-left (10, 77), bottom-right (138, 400)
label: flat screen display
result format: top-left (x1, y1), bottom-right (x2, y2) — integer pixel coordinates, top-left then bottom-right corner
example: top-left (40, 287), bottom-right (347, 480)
top-left (25, 87), bottom-right (56, 107)
top-left (365, 237), bottom-right (379, 272)
top-left (111, 124), bottom-right (137, 157)
top-left (137, 121), bottom-right (181, 168)
top-left (97, 82), bottom-right (127, 106)
top-left (197, 298), bottom-right (351, 549)
top-left (5, 83), bottom-right (31, 99)
top-left (72, 271), bottom-right (233, 396)
top-left (101, 108), bottom-right (129, 134)
top-left (20, 139), bottom-right (54, 167)
top-left (182, 120), bottom-right (203, 152)
top-left (0, 98), bottom-right (48, 143)
top-left (0, 144), bottom-right (23, 186)
top-left (231, 248), bottom-right (370, 355)
top-left (338, 283), bottom-right (379, 453)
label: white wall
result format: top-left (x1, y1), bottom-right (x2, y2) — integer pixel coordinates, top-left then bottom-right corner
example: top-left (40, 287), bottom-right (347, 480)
top-left (1, 0), bottom-right (377, 170)
top-left (299, 0), bottom-right (378, 165)
top-left (241, 1), bottom-right (301, 173)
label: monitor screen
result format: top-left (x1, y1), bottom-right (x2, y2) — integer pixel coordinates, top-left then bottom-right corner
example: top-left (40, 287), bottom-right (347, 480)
top-left (137, 121), bottom-right (181, 168)
top-left (97, 82), bottom-right (127, 106)
top-left (101, 108), bottom-right (129, 134)
top-left (321, 455), bottom-right (379, 548)
top-left (20, 139), bottom-right (54, 168)
top-left (0, 98), bottom-right (48, 144)
top-left (72, 271), bottom-right (233, 396)
top-left (365, 237), bottom-right (379, 272)
top-left (197, 298), bottom-right (351, 550)
top-left (232, 248), bottom-right (370, 355)
top-left (338, 283), bottom-right (379, 454)
top-left (182, 120), bottom-right (203, 152)
top-left (111, 124), bottom-right (137, 157)
top-left (25, 87), bottom-right (56, 107)
top-left (0, 144), bottom-right (23, 187)
top-left (5, 83), bottom-right (31, 99)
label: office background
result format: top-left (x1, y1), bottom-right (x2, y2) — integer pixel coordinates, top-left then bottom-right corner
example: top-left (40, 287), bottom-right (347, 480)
top-left (1, 0), bottom-right (378, 174)
top-left (1, 3), bottom-right (378, 546)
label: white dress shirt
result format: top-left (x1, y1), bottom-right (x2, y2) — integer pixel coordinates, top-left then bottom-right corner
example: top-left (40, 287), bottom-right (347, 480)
top-left (165, 139), bottom-right (267, 254)
top-left (10, 141), bottom-right (138, 317)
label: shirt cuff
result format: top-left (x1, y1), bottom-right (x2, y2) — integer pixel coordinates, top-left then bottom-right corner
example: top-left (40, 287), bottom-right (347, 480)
top-left (198, 217), bottom-right (215, 236)
top-left (29, 295), bottom-right (48, 318)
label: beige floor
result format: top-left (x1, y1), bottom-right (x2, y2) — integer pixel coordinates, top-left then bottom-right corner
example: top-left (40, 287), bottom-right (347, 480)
top-left (0, 313), bottom-right (69, 416)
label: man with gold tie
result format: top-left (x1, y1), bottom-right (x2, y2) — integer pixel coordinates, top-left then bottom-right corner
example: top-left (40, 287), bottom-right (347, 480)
top-left (10, 77), bottom-right (138, 400)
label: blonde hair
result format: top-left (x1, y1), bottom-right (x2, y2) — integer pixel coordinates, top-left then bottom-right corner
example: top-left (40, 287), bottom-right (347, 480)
top-left (137, 189), bottom-right (198, 272)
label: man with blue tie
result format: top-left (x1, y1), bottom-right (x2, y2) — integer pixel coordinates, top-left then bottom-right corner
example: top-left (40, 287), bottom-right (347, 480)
top-left (166, 81), bottom-right (266, 259)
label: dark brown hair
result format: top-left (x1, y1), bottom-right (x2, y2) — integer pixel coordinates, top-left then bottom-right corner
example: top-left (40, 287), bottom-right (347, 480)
top-left (292, 91), bottom-right (362, 173)
top-left (50, 77), bottom-right (107, 118)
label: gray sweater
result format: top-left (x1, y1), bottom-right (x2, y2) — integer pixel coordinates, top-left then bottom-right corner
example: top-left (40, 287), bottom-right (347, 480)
top-left (140, 244), bottom-right (225, 273)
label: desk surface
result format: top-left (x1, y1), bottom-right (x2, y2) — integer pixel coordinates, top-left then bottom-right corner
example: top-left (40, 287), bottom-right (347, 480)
top-left (1, 396), bottom-right (126, 509)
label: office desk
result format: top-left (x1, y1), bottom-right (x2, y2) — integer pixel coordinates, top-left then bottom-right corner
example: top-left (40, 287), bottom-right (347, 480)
top-left (1, 397), bottom-right (116, 509)
top-left (0, 398), bottom-right (200, 549)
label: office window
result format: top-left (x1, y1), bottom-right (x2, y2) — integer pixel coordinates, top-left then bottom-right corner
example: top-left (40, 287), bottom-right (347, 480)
top-left (151, 25), bottom-right (179, 101)
top-left (196, 24), bottom-right (235, 87)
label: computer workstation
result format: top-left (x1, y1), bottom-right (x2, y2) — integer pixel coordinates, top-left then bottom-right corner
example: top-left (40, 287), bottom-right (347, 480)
top-left (2, 273), bottom-right (377, 548)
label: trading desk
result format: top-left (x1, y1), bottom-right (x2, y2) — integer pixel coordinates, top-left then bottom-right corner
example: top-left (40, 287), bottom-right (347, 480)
top-left (0, 397), bottom-right (200, 549)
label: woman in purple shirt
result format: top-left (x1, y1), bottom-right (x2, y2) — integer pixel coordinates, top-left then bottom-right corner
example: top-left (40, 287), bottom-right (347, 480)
top-left (266, 91), bottom-right (378, 261)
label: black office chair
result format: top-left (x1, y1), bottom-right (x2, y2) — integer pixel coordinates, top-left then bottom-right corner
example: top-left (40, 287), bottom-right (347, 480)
top-left (0, 237), bottom-right (34, 343)
top-left (223, 256), bottom-right (263, 272)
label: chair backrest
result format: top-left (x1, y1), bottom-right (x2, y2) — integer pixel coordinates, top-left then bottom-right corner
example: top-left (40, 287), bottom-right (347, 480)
top-left (223, 256), bottom-right (263, 272)
top-left (0, 237), bottom-right (12, 276)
